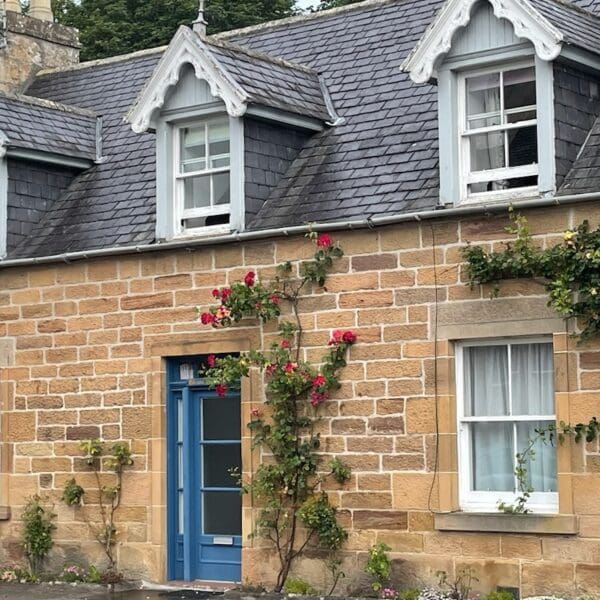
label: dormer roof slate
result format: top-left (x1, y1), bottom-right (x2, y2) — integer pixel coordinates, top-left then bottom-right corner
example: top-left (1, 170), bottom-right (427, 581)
top-left (0, 93), bottom-right (97, 162)
top-left (127, 27), bottom-right (337, 133)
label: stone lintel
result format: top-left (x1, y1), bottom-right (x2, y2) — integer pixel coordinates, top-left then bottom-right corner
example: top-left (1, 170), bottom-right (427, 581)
top-left (434, 512), bottom-right (578, 535)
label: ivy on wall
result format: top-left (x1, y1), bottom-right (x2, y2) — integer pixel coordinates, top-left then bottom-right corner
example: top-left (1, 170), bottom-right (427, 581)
top-left (463, 209), bottom-right (600, 340)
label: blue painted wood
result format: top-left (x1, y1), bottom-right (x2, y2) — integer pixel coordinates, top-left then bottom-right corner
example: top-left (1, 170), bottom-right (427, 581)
top-left (167, 357), bottom-right (242, 582)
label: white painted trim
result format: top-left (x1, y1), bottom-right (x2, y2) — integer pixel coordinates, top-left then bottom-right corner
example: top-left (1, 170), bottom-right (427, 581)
top-left (401, 0), bottom-right (563, 84)
top-left (535, 55), bottom-right (556, 195)
top-left (455, 337), bottom-right (558, 514)
top-left (127, 26), bottom-right (249, 133)
top-left (229, 116), bottom-right (245, 232)
top-left (0, 131), bottom-right (7, 259)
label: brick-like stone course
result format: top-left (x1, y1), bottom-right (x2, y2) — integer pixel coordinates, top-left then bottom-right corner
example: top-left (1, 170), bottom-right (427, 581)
top-left (0, 203), bottom-right (598, 594)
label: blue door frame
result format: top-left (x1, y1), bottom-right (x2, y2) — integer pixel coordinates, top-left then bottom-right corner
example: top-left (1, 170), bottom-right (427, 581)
top-left (167, 357), bottom-right (242, 582)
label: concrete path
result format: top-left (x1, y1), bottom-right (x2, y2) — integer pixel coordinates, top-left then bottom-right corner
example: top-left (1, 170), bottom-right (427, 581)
top-left (0, 583), bottom-right (220, 599)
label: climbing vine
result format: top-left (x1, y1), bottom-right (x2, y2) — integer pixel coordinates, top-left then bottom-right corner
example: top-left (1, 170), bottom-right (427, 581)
top-left (198, 232), bottom-right (354, 592)
top-left (463, 209), bottom-right (600, 340)
top-left (463, 210), bottom-right (600, 512)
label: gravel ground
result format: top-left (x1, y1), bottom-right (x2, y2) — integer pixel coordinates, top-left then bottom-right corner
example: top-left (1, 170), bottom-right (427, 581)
top-left (0, 583), bottom-right (221, 599)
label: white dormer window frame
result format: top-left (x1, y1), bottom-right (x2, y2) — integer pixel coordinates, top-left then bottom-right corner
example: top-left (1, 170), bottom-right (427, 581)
top-left (155, 108), bottom-right (245, 241)
top-left (173, 117), bottom-right (232, 237)
top-left (457, 60), bottom-right (539, 204)
top-left (437, 54), bottom-right (555, 207)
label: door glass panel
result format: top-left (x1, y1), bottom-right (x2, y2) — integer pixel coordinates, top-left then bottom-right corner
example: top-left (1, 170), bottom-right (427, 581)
top-left (203, 396), bottom-right (241, 440)
top-left (178, 492), bottom-right (184, 535)
top-left (177, 445), bottom-right (184, 488)
top-left (203, 444), bottom-right (241, 487)
top-left (204, 491), bottom-right (242, 535)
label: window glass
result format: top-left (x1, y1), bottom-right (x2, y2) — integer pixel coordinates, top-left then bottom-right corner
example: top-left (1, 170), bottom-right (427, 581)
top-left (183, 175), bottom-right (211, 210)
top-left (176, 119), bottom-right (232, 232)
top-left (181, 126), bottom-right (206, 173)
top-left (459, 340), bottom-right (557, 510)
top-left (463, 65), bottom-right (538, 198)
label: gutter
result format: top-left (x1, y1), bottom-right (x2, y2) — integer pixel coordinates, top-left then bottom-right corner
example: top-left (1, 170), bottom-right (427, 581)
top-left (0, 192), bottom-right (598, 269)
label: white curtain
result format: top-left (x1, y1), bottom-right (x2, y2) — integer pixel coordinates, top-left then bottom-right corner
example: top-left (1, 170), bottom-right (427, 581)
top-left (465, 343), bottom-right (556, 494)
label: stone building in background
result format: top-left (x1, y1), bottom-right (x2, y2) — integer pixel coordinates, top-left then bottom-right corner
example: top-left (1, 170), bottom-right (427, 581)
top-left (1, 0), bottom-right (600, 595)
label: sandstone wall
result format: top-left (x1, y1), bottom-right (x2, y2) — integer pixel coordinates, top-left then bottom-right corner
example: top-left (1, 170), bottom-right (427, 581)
top-left (0, 203), bottom-right (599, 594)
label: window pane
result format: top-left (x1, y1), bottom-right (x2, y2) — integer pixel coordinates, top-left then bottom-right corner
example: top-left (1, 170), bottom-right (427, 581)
top-left (203, 444), bottom-right (241, 487)
top-left (464, 345), bottom-right (509, 416)
top-left (504, 67), bottom-right (536, 110)
top-left (466, 72), bottom-right (500, 123)
top-left (209, 121), bottom-right (230, 168)
top-left (181, 126), bottom-right (206, 173)
top-left (213, 172), bottom-right (231, 206)
top-left (468, 115), bottom-right (501, 129)
top-left (506, 109), bottom-right (536, 124)
top-left (203, 396), bottom-right (241, 440)
top-left (184, 175), bottom-right (210, 210)
top-left (470, 132), bottom-right (505, 172)
top-left (511, 343), bottom-right (554, 415)
top-left (516, 421), bottom-right (557, 492)
top-left (471, 422), bottom-right (514, 491)
top-left (203, 491), bottom-right (241, 535)
top-left (508, 126), bottom-right (537, 167)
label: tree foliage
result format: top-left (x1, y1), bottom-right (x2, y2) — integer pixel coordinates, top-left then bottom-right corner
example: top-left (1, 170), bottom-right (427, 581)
top-left (316, 0), bottom-right (362, 9)
top-left (49, 0), bottom-right (298, 61)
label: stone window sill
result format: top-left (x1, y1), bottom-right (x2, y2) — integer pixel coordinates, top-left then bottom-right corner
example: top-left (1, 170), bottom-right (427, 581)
top-left (0, 507), bottom-right (11, 521)
top-left (434, 512), bottom-right (578, 535)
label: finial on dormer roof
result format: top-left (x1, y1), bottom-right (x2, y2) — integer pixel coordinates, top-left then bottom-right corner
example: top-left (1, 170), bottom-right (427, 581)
top-left (193, 0), bottom-right (207, 37)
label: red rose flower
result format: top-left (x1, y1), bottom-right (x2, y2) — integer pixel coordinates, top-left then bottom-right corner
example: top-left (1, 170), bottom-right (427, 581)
top-left (221, 287), bottom-right (232, 300)
top-left (312, 375), bottom-right (326, 388)
top-left (207, 354), bottom-right (216, 368)
top-left (328, 330), bottom-right (343, 345)
top-left (316, 233), bottom-right (333, 248)
top-left (200, 312), bottom-right (216, 325)
top-left (215, 383), bottom-right (228, 397)
top-left (342, 330), bottom-right (357, 344)
top-left (265, 363), bottom-right (277, 376)
top-left (281, 339), bottom-right (291, 349)
top-left (250, 408), bottom-right (261, 418)
top-left (310, 390), bottom-right (329, 406)
top-left (244, 271), bottom-right (256, 286)
top-left (270, 294), bottom-right (279, 304)
top-left (211, 288), bottom-right (220, 298)
top-left (284, 361), bottom-right (297, 374)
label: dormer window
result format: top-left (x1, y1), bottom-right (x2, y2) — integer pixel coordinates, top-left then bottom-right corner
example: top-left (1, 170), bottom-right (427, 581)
top-left (176, 119), bottom-right (231, 234)
top-left (461, 64), bottom-right (538, 201)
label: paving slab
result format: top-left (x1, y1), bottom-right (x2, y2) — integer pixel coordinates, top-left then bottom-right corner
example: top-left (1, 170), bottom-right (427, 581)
top-left (0, 583), bottom-right (220, 600)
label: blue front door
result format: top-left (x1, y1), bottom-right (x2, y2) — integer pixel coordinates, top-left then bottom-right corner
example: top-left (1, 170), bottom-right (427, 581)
top-left (167, 358), bottom-right (242, 582)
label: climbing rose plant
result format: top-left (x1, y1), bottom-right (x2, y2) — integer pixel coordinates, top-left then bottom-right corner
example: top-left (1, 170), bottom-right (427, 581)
top-left (198, 232), bottom-right (354, 592)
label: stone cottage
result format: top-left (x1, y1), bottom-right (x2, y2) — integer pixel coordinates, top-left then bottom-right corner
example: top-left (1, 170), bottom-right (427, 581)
top-left (1, 0), bottom-right (600, 594)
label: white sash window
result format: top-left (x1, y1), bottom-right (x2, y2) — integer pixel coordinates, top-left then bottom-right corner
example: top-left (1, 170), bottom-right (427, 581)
top-left (456, 338), bottom-right (557, 513)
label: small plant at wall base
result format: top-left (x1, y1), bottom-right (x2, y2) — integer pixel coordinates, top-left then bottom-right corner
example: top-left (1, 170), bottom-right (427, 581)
top-left (365, 542), bottom-right (392, 593)
top-left (61, 440), bottom-right (133, 581)
top-left (198, 232), bottom-right (354, 593)
top-left (21, 495), bottom-right (56, 578)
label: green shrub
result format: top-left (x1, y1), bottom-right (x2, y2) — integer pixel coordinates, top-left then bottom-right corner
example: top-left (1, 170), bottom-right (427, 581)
top-left (21, 495), bottom-right (56, 576)
top-left (365, 542), bottom-right (392, 592)
top-left (484, 592), bottom-right (515, 600)
top-left (399, 589), bottom-right (421, 600)
top-left (283, 577), bottom-right (316, 595)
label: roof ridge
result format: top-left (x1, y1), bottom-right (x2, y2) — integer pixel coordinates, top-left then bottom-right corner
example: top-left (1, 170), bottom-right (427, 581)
top-left (213, 0), bottom-right (398, 41)
top-left (205, 36), bottom-right (318, 76)
top-left (0, 91), bottom-right (96, 117)
top-left (36, 45), bottom-right (167, 77)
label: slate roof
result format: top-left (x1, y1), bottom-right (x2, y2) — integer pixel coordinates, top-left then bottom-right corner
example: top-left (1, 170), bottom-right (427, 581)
top-left (7, 0), bottom-right (600, 259)
top-left (207, 39), bottom-right (335, 122)
top-left (530, 0), bottom-right (600, 55)
top-left (0, 94), bottom-right (97, 161)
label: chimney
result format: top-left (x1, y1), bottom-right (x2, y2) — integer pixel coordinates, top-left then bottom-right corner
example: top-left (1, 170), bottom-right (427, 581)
top-left (0, 0), bottom-right (79, 93)
top-left (29, 0), bottom-right (53, 21)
